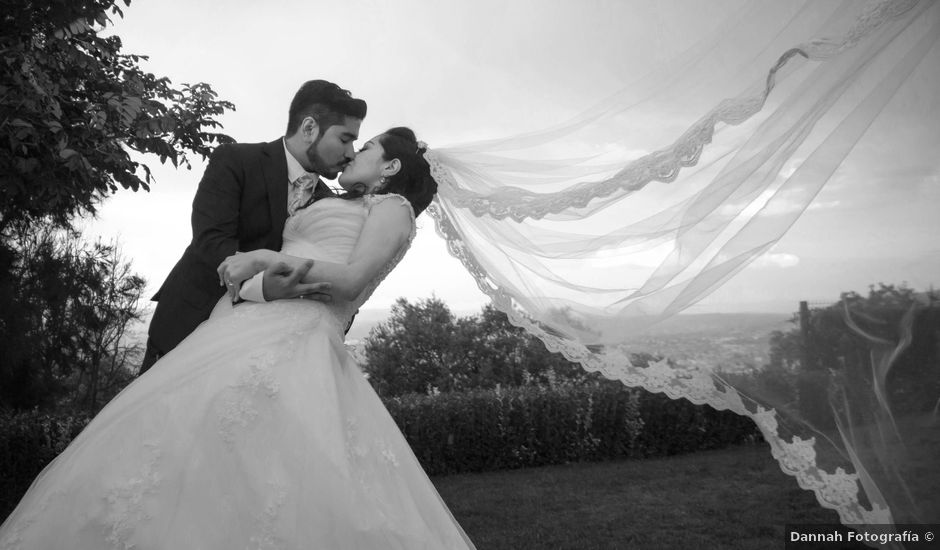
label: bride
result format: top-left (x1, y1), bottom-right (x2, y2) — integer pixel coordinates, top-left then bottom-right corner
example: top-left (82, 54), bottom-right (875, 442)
top-left (0, 127), bottom-right (476, 549)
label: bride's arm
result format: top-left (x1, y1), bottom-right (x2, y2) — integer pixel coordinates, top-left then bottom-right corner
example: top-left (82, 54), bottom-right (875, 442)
top-left (288, 198), bottom-right (413, 301)
top-left (219, 197), bottom-right (412, 302)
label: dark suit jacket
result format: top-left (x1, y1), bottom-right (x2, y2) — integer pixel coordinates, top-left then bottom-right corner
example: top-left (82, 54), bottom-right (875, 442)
top-left (147, 138), bottom-right (333, 355)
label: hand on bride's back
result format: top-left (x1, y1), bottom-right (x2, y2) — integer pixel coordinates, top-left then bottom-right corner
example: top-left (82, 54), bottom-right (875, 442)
top-left (262, 259), bottom-right (332, 302)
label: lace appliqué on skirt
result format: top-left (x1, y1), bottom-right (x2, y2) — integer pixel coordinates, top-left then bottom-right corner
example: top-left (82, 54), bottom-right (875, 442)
top-left (344, 416), bottom-right (402, 493)
top-left (101, 442), bottom-right (162, 549)
top-left (247, 482), bottom-right (288, 550)
top-left (217, 349), bottom-right (283, 447)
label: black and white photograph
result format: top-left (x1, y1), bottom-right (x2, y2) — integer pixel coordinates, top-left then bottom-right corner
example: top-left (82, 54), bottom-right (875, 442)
top-left (1, 1), bottom-right (938, 548)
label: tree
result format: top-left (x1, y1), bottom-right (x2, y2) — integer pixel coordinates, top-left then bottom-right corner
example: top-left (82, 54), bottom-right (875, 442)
top-left (0, 227), bottom-right (146, 412)
top-left (71, 240), bottom-right (145, 412)
top-left (0, 0), bottom-right (234, 411)
top-left (758, 283), bottom-right (940, 423)
top-left (362, 297), bottom-right (465, 397)
top-left (361, 299), bottom-right (599, 398)
top-left (470, 304), bottom-right (595, 387)
top-left (0, 0), bottom-right (235, 230)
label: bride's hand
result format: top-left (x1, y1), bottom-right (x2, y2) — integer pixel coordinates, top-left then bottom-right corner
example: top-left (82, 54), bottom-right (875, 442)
top-left (217, 250), bottom-right (276, 299)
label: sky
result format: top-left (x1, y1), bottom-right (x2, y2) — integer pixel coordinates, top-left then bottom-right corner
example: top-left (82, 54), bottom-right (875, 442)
top-left (82, 0), bottom-right (940, 316)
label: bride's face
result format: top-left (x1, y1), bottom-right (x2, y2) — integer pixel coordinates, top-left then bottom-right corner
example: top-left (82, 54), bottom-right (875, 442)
top-left (338, 136), bottom-right (397, 194)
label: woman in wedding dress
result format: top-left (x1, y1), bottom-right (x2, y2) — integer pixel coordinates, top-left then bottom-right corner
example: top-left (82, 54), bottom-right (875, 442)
top-left (0, 127), bottom-right (476, 549)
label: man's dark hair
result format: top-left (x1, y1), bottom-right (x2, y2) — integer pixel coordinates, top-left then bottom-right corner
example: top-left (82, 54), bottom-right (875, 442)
top-left (286, 80), bottom-right (367, 136)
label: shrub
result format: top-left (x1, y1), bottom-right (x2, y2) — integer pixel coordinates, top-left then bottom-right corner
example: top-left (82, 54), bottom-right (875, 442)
top-left (0, 409), bottom-right (91, 518)
top-left (384, 382), bottom-right (644, 475)
top-left (632, 391), bottom-right (759, 457)
top-left (382, 382), bottom-right (758, 475)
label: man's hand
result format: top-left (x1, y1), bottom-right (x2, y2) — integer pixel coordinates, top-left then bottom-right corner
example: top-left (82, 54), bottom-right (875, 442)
top-left (218, 250), bottom-right (274, 300)
top-left (261, 259), bottom-right (332, 302)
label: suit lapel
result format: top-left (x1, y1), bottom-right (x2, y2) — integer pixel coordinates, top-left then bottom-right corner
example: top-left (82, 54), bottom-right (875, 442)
top-left (261, 138), bottom-right (289, 239)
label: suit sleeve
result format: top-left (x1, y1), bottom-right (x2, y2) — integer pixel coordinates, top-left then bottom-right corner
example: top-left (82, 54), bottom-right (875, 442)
top-left (190, 145), bottom-right (243, 270)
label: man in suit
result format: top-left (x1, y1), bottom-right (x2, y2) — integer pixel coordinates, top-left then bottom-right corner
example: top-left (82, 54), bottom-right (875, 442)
top-left (140, 80), bottom-right (367, 374)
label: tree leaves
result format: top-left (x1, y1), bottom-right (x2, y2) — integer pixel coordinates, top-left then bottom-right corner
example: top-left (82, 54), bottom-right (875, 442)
top-left (0, 0), bottom-right (229, 413)
top-left (0, 226), bottom-right (147, 412)
top-left (362, 298), bottom-right (600, 398)
top-left (0, 0), bottom-right (235, 230)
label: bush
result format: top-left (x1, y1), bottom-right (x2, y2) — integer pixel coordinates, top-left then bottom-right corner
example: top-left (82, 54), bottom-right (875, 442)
top-left (0, 409), bottom-right (91, 518)
top-left (383, 382), bottom-right (758, 475)
top-left (385, 382), bottom-right (644, 475)
top-left (633, 391), bottom-right (759, 457)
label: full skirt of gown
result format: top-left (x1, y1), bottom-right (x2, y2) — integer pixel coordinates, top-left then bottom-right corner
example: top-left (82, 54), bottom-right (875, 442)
top-left (0, 299), bottom-right (475, 550)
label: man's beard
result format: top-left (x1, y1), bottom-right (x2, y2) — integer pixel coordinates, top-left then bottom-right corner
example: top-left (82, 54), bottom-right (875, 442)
top-left (305, 136), bottom-right (340, 178)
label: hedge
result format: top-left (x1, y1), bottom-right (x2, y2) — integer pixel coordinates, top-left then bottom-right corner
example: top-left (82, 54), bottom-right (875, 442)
top-left (0, 383), bottom-right (758, 519)
top-left (0, 409), bottom-right (91, 518)
top-left (384, 382), bottom-right (757, 475)
top-left (384, 383), bottom-right (644, 475)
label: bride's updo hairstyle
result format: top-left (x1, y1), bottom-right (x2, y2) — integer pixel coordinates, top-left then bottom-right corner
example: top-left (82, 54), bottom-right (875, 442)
top-left (374, 127), bottom-right (437, 216)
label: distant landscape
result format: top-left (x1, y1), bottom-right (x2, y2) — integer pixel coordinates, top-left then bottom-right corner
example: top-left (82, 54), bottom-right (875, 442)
top-left (347, 309), bottom-right (794, 372)
top-left (132, 308), bottom-right (794, 372)
top-left (617, 312), bottom-right (794, 372)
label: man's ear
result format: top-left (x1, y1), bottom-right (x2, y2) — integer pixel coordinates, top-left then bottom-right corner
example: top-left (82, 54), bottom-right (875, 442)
top-left (301, 116), bottom-right (320, 141)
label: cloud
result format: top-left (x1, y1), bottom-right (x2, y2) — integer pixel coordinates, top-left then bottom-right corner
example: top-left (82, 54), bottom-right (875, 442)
top-left (717, 187), bottom-right (842, 218)
top-left (762, 197), bottom-right (841, 216)
top-left (751, 252), bottom-right (800, 269)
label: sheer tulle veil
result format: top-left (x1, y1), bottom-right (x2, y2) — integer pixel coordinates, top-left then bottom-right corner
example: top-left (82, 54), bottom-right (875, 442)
top-left (423, 0), bottom-right (939, 536)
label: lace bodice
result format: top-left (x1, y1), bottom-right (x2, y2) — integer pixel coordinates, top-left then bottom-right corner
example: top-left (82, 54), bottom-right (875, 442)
top-left (279, 193), bottom-right (416, 332)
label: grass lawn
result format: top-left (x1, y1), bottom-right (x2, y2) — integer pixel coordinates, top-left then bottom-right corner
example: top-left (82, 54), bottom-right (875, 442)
top-left (432, 443), bottom-right (871, 550)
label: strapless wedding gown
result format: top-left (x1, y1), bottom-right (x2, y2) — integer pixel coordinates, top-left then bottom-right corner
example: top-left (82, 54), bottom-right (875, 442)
top-left (0, 194), bottom-right (476, 550)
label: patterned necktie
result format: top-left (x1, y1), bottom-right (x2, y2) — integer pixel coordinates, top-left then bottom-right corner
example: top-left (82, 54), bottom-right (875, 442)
top-left (288, 174), bottom-right (317, 216)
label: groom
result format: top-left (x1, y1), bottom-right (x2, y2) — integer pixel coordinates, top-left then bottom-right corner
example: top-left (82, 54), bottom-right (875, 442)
top-left (140, 80), bottom-right (367, 374)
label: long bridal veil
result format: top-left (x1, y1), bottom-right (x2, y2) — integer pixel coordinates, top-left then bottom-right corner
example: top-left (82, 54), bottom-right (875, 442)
top-left (425, 0), bottom-right (939, 537)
